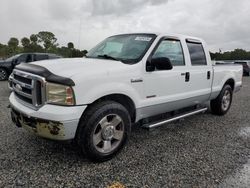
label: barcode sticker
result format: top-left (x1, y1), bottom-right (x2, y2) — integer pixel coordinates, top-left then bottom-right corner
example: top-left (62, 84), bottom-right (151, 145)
top-left (135, 36), bottom-right (152, 41)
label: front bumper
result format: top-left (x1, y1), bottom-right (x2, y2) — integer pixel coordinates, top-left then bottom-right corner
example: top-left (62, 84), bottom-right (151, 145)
top-left (9, 93), bottom-right (87, 140)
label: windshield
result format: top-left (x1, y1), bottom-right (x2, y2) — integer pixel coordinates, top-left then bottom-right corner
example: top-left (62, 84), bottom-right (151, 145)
top-left (86, 34), bottom-right (156, 64)
top-left (6, 54), bottom-right (21, 61)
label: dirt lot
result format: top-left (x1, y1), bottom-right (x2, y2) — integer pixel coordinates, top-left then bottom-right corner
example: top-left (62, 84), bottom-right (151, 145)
top-left (0, 78), bottom-right (250, 187)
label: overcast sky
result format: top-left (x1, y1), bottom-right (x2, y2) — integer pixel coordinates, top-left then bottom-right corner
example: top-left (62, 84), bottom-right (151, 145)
top-left (0, 0), bottom-right (249, 52)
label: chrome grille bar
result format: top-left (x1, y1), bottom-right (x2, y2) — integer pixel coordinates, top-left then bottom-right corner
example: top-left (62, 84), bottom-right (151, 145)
top-left (12, 69), bottom-right (46, 110)
top-left (12, 78), bottom-right (33, 89)
top-left (13, 85), bottom-right (32, 99)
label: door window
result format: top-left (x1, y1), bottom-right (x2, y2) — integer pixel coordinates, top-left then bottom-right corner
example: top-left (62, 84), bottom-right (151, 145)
top-left (152, 39), bottom-right (185, 66)
top-left (187, 42), bottom-right (207, 65)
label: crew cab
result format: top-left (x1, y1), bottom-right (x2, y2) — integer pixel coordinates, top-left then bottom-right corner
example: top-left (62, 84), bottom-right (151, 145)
top-left (9, 33), bottom-right (242, 162)
top-left (0, 53), bottom-right (61, 81)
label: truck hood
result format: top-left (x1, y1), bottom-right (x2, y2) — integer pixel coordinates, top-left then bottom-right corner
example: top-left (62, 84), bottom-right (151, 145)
top-left (31, 57), bottom-right (129, 78)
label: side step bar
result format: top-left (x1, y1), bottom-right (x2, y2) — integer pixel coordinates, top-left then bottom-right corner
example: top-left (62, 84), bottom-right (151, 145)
top-left (143, 107), bottom-right (208, 129)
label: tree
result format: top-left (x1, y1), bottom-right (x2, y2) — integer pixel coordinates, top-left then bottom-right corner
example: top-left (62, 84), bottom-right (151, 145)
top-left (0, 43), bottom-right (8, 58)
top-left (30, 34), bottom-right (38, 44)
top-left (8, 38), bottom-right (19, 49)
top-left (67, 42), bottom-right (74, 49)
top-left (28, 34), bottom-right (44, 53)
top-left (37, 31), bottom-right (58, 52)
top-left (7, 37), bottom-right (19, 55)
top-left (21, 37), bottom-right (30, 48)
top-left (82, 50), bottom-right (88, 56)
top-left (21, 37), bottom-right (32, 53)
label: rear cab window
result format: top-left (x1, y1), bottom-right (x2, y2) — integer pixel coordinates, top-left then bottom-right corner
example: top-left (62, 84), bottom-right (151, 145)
top-left (186, 39), bottom-right (207, 66)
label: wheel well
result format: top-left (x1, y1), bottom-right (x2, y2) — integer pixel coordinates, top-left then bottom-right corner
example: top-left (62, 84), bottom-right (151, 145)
top-left (224, 78), bottom-right (235, 90)
top-left (0, 67), bottom-right (8, 73)
top-left (89, 94), bottom-right (136, 122)
top-left (0, 67), bottom-right (9, 77)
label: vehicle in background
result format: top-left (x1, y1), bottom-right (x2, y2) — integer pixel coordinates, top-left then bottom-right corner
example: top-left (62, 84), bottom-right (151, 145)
top-left (9, 33), bottom-right (242, 162)
top-left (234, 61), bottom-right (250, 76)
top-left (0, 53), bottom-right (61, 81)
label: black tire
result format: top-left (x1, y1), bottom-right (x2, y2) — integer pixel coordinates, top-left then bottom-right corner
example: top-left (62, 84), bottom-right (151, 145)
top-left (210, 84), bottom-right (233, 116)
top-left (0, 68), bottom-right (8, 81)
top-left (76, 101), bottom-right (131, 162)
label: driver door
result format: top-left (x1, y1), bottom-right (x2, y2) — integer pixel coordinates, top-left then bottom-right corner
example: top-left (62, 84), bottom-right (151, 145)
top-left (142, 38), bottom-right (192, 117)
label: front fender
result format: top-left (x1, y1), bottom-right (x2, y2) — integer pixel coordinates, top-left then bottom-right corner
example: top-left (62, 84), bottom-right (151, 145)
top-left (73, 81), bottom-right (142, 108)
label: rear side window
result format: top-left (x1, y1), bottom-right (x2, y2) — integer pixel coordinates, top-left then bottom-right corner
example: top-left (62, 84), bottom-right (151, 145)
top-left (187, 41), bottom-right (207, 65)
top-left (17, 54), bottom-right (28, 63)
top-left (152, 39), bottom-right (185, 66)
top-left (35, 54), bottom-right (48, 61)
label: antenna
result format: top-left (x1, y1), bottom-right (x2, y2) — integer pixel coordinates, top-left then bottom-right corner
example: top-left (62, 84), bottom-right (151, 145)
top-left (78, 17), bottom-right (82, 49)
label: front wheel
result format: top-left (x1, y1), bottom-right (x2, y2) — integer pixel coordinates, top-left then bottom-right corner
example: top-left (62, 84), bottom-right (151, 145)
top-left (76, 101), bottom-right (131, 162)
top-left (210, 85), bottom-right (233, 115)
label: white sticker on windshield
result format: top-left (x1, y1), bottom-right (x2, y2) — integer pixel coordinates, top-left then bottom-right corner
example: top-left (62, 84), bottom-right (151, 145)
top-left (135, 36), bottom-right (152, 41)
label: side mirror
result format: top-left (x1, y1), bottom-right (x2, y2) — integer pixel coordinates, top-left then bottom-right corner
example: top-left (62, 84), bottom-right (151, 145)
top-left (148, 57), bottom-right (173, 71)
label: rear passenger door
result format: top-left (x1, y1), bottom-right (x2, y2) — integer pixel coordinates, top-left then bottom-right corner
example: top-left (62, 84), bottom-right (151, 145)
top-left (186, 39), bottom-right (213, 102)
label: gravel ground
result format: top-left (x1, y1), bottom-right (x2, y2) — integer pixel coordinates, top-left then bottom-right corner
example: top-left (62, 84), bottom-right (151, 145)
top-left (0, 78), bottom-right (250, 187)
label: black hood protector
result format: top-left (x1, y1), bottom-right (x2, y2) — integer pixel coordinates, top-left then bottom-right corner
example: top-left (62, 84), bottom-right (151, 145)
top-left (15, 63), bottom-right (75, 86)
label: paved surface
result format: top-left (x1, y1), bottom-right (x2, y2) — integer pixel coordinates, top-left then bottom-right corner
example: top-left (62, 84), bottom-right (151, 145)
top-left (0, 78), bottom-right (250, 188)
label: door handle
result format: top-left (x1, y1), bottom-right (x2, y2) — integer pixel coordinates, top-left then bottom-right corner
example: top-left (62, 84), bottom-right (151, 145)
top-left (185, 72), bottom-right (190, 82)
top-left (181, 72), bottom-right (190, 82)
top-left (207, 71), bottom-right (211, 79)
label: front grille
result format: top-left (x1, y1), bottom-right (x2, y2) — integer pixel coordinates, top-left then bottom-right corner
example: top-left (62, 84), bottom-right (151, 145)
top-left (12, 70), bottom-right (45, 110)
top-left (14, 74), bottom-right (32, 85)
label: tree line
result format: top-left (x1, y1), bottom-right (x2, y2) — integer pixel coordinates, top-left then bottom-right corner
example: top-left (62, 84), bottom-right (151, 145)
top-left (0, 31), bottom-right (87, 59)
top-left (210, 49), bottom-right (250, 61)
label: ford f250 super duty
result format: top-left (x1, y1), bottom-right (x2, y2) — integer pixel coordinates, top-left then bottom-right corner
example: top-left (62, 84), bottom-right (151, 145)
top-left (9, 33), bottom-right (243, 162)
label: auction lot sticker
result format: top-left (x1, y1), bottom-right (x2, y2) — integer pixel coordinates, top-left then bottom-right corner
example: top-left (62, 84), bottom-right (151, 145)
top-left (135, 36), bottom-right (152, 41)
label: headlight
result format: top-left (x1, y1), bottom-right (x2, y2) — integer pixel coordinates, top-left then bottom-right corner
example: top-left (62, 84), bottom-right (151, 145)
top-left (46, 82), bottom-right (75, 106)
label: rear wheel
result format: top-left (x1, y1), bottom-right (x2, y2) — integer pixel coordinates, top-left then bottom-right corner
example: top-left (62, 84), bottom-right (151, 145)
top-left (76, 101), bottom-right (131, 162)
top-left (210, 84), bottom-right (233, 115)
top-left (0, 68), bottom-right (8, 81)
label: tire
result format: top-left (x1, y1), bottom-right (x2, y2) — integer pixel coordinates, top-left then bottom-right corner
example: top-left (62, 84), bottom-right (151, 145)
top-left (210, 84), bottom-right (233, 115)
top-left (76, 101), bottom-right (131, 162)
top-left (0, 68), bottom-right (8, 81)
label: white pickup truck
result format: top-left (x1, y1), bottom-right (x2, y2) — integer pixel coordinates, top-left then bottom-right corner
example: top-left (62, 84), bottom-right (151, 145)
top-left (9, 33), bottom-right (242, 161)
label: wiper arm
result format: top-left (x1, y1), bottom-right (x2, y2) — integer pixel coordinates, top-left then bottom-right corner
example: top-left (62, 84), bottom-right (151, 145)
top-left (97, 54), bottom-right (119, 61)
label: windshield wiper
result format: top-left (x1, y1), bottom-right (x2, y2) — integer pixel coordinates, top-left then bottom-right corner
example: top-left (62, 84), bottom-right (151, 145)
top-left (97, 54), bottom-right (119, 61)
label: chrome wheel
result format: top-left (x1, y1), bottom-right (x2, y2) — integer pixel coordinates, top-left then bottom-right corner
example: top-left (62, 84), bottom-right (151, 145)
top-left (221, 89), bottom-right (231, 111)
top-left (93, 114), bottom-right (124, 154)
top-left (0, 69), bottom-right (7, 80)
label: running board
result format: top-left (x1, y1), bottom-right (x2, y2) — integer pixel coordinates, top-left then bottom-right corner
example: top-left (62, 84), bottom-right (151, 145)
top-left (143, 107), bottom-right (208, 129)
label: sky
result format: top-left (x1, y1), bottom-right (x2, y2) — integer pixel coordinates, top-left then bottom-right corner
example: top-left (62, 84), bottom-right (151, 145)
top-left (0, 0), bottom-right (249, 52)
